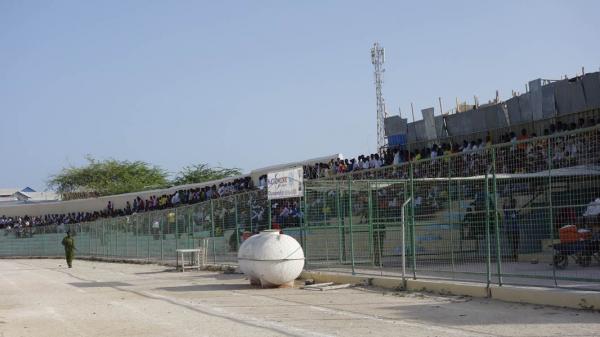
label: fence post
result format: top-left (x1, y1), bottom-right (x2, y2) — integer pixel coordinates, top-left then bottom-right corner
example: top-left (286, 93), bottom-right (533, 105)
top-left (485, 169), bottom-right (492, 287)
top-left (448, 174), bottom-right (455, 279)
top-left (348, 179), bottom-right (355, 274)
top-left (268, 199), bottom-right (272, 230)
top-left (147, 216), bottom-right (150, 261)
top-left (210, 199), bottom-right (216, 264)
top-left (135, 216), bottom-right (139, 258)
top-left (88, 223), bottom-right (91, 257)
top-left (401, 197), bottom-right (412, 286)
top-left (113, 218), bottom-right (117, 257)
top-left (336, 181), bottom-right (344, 263)
top-left (248, 198), bottom-right (253, 233)
top-left (302, 185), bottom-right (308, 262)
top-left (124, 218), bottom-right (128, 258)
top-left (492, 149), bottom-right (503, 286)
top-left (159, 213), bottom-right (164, 262)
top-left (39, 226), bottom-right (44, 256)
top-left (234, 195), bottom-right (240, 248)
top-left (188, 207), bottom-right (192, 249)
top-left (409, 161), bottom-right (416, 279)
top-left (548, 139), bottom-right (557, 286)
top-left (175, 208), bottom-right (179, 252)
top-left (367, 181), bottom-right (374, 266)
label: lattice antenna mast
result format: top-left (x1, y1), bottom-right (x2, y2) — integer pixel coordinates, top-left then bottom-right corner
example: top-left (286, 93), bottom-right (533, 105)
top-left (371, 42), bottom-right (387, 152)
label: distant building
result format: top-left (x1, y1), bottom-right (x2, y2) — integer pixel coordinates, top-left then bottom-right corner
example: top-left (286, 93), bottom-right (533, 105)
top-left (0, 187), bottom-right (60, 204)
top-left (384, 71), bottom-right (600, 147)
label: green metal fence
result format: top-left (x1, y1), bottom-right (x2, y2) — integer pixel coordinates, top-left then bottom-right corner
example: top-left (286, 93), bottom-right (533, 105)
top-left (0, 190), bottom-right (271, 266)
top-left (302, 125), bottom-right (600, 290)
top-left (2, 126), bottom-right (600, 290)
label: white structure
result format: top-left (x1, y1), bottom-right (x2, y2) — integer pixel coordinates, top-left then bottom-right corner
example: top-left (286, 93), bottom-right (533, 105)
top-left (237, 230), bottom-right (305, 288)
top-left (0, 188), bottom-right (60, 204)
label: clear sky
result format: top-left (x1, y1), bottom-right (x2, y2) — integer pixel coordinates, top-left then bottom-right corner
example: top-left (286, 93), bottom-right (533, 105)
top-left (1, 0), bottom-right (599, 191)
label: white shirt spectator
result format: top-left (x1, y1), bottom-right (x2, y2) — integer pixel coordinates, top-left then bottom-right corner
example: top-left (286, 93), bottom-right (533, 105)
top-left (583, 198), bottom-right (600, 217)
top-left (393, 152), bottom-right (401, 165)
top-left (279, 207), bottom-right (290, 218)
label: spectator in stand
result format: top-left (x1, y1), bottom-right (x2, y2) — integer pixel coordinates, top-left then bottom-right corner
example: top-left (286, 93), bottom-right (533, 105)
top-left (5, 118), bottom-right (600, 232)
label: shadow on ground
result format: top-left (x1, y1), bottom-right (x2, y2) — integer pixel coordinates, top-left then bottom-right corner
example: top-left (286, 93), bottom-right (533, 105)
top-left (134, 269), bottom-right (176, 275)
top-left (155, 283), bottom-right (253, 292)
top-left (69, 281), bottom-right (132, 288)
top-left (378, 299), bottom-right (599, 326)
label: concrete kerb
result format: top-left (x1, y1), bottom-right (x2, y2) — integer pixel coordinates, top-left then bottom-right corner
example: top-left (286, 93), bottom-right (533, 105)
top-left (406, 279), bottom-right (490, 298)
top-left (490, 285), bottom-right (600, 310)
top-left (300, 270), bottom-right (600, 310)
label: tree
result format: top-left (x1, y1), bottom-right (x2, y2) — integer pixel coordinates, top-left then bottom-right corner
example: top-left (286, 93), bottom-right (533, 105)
top-left (172, 164), bottom-right (242, 186)
top-left (48, 156), bottom-right (169, 196)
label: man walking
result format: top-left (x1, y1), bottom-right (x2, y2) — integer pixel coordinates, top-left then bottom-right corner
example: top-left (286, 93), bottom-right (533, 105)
top-left (61, 231), bottom-right (75, 268)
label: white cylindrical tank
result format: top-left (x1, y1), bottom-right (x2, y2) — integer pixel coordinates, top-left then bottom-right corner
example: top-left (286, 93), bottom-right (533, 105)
top-left (237, 230), bottom-right (305, 287)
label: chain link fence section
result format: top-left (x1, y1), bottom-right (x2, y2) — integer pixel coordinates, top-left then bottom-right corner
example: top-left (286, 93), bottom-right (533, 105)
top-left (2, 126), bottom-right (600, 290)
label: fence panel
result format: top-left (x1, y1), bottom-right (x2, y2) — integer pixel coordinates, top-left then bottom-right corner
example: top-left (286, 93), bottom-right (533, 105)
top-left (2, 127), bottom-right (600, 290)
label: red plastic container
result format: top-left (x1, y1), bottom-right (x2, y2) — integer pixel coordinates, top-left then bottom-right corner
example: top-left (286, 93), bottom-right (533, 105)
top-left (559, 225), bottom-right (578, 243)
top-left (559, 225), bottom-right (592, 242)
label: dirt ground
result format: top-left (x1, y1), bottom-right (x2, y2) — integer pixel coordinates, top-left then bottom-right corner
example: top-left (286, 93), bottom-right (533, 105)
top-left (0, 259), bottom-right (598, 337)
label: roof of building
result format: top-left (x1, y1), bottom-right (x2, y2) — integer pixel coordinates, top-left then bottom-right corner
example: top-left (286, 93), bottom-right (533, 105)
top-left (0, 190), bottom-right (60, 204)
top-left (13, 191), bottom-right (60, 201)
top-left (0, 189), bottom-right (19, 197)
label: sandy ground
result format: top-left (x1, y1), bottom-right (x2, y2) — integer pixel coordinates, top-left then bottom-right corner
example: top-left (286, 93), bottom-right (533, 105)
top-left (0, 259), bottom-right (599, 337)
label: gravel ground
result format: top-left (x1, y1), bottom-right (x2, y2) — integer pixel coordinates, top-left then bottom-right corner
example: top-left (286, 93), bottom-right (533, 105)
top-left (0, 259), bottom-right (598, 337)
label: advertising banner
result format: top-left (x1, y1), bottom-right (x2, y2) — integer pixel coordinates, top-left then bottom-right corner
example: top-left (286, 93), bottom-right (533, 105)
top-left (267, 167), bottom-right (303, 200)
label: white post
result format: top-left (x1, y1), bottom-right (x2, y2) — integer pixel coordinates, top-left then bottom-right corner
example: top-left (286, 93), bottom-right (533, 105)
top-left (401, 197), bottom-right (412, 285)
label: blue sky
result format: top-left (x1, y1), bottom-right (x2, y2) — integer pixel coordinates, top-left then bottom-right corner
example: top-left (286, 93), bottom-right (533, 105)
top-left (1, 1), bottom-right (599, 191)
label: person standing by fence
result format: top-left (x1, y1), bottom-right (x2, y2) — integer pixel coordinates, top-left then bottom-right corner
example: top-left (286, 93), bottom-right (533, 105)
top-left (61, 231), bottom-right (75, 268)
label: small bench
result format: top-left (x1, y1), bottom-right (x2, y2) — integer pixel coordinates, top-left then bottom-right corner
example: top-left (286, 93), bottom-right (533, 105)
top-left (176, 248), bottom-right (205, 272)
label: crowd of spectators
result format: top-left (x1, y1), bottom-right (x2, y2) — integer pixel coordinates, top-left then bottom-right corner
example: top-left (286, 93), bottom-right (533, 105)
top-left (303, 118), bottom-right (600, 180)
top-left (3, 118), bottom-right (599, 233)
top-left (0, 177), bottom-right (254, 231)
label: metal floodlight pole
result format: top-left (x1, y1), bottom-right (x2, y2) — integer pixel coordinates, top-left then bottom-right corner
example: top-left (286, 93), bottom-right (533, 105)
top-left (371, 42), bottom-right (388, 152)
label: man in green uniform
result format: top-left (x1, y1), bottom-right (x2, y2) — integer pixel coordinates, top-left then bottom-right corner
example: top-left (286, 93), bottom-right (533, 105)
top-left (61, 231), bottom-right (75, 268)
